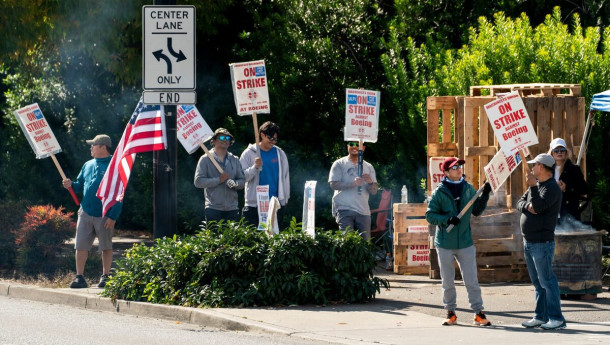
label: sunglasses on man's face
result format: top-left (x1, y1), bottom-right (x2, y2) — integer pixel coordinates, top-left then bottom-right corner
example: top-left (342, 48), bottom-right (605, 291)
top-left (449, 165), bottom-right (462, 170)
top-left (347, 142), bottom-right (361, 147)
top-left (264, 133), bottom-right (278, 142)
top-left (553, 148), bottom-right (567, 154)
top-left (217, 135), bottom-right (232, 141)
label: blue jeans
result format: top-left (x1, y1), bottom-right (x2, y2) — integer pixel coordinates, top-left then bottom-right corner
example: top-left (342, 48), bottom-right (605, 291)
top-left (523, 239), bottom-right (564, 322)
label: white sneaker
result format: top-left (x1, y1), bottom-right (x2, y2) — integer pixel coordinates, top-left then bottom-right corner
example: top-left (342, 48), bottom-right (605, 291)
top-left (540, 320), bottom-right (566, 330)
top-left (521, 318), bottom-right (545, 328)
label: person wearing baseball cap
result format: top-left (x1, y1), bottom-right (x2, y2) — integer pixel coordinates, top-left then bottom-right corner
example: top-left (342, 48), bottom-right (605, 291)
top-left (62, 134), bottom-right (122, 289)
top-left (517, 153), bottom-right (566, 330)
top-left (426, 157), bottom-right (492, 326)
top-left (547, 138), bottom-right (588, 221)
top-left (194, 128), bottom-right (245, 223)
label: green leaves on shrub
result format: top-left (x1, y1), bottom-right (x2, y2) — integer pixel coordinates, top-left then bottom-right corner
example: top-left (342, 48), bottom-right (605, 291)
top-left (103, 221), bottom-right (389, 307)
top-left (13, 204), bottom-right (74, 275)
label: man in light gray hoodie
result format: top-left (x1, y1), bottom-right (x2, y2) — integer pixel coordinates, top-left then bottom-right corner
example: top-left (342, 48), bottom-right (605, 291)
top-left (240, 121), bottom-right (290, 228)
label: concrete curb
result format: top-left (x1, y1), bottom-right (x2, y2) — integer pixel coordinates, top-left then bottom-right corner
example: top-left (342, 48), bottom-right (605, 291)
top-left (0, 281), bottom-right (290, 335)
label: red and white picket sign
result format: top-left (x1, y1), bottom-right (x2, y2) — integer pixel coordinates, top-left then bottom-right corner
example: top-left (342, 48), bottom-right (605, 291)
top-left (344, 88), bottom-right (380, 143)
top-left (484, 91), bottom-right (538, 156)
top-left (13, 103), bottom-right (79, 205)
top-left (484, 149), bottom-right (523, 192)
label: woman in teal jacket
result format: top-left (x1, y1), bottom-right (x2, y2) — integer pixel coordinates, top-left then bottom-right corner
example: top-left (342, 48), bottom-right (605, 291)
top-left (425, 157), bottom-right (491, 326)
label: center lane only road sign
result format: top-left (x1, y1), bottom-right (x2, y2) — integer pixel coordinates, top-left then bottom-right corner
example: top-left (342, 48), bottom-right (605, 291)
top-left (142, 5), bottom-right (196, 103)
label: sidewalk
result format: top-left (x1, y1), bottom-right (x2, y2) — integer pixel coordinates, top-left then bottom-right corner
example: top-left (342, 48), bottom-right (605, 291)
top-left (2, 236), bottom-right (609, 344)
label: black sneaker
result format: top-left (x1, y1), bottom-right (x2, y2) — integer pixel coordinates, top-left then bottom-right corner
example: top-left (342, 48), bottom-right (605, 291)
top-left (97, 274), bottom-right (110, 288)
top-left (70, 274), bottom-right (88, 289)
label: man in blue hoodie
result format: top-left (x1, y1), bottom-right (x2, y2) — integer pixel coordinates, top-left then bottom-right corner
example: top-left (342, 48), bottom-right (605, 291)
top-left (62, 134), bottom-right (122, 289)
top-left (426, 157), bottom-right (491, 326)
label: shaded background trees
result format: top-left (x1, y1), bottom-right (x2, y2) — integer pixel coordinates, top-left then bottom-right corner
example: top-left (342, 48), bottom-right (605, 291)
top-left (2, 0), bottom-right (610, 232)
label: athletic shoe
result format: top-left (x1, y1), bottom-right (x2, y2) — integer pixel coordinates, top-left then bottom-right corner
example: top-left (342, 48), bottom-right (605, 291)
top-left (473, 311), bottom-right (491, 326)
top-left (97, 274), bottom-right (110, 288)
top-left (442, 310), bottom-right (457, 325)
top-left (385, 255), bottom-right (393, 271)
top-left (540, 320), bottom-right (566, 330)
top-left (522, 318), bottom-right (545, 328)
top-left (70, 274), bottom-right (88, 289)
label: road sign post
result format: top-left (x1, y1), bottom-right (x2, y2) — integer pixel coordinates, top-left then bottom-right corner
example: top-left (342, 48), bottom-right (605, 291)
top-left (144, 2), bottom-right (196, 239)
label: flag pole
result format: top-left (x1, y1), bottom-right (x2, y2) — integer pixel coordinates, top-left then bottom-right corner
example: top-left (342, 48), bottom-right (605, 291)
top-left (50, 153), bottom-right (80, 206)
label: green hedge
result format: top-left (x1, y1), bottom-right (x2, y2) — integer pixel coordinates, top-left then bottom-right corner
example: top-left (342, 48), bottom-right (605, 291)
top-left (102, 220), bottom-right (389, 307)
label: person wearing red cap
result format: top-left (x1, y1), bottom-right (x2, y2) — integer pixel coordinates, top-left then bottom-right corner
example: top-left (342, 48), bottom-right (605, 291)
top-left (425, 157), bottom-right (492, 326)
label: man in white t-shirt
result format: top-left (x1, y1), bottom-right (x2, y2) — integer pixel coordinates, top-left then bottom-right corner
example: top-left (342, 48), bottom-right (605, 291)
top-left (329, 141), bottom-right (378, 240)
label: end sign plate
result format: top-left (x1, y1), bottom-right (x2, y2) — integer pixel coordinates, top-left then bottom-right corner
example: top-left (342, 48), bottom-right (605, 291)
top-left (143, 5), bottom-right (195, 90)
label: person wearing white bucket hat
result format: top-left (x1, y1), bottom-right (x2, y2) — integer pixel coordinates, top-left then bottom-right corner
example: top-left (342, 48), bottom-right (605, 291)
top-left (547, 138), bottom-right (588, 221)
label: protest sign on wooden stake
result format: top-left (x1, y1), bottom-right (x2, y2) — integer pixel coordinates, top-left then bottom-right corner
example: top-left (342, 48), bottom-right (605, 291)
top-left (13, 103), bottom-right (79, 205)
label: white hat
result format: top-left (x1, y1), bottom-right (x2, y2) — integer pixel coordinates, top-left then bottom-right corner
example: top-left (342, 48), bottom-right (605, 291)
top-left (550, 138), bottom-right (567, 150)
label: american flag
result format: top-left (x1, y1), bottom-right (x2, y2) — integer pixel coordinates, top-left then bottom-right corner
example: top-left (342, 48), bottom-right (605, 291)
top-left (97, 98), bottom-right (167, 216)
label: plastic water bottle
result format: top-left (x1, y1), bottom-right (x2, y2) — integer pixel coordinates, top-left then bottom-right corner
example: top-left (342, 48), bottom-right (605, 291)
top-left (401, 185), bottom-right (408, 204)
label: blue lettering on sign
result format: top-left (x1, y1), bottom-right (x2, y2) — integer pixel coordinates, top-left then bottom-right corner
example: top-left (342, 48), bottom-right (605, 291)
top-left (182, 105), bottom-right (194, 113)
top-left (255, 66), bottom-right (266, 77)
top-left (367, 96), bottom-right (377, 106)
top-left (347, 95), bottom-right (358, 105)
top-left (33, 109), bottom-right (44, 120)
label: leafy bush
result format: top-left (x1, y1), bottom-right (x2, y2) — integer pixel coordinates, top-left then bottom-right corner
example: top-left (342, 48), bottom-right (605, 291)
top-left (0, 200), bottom-right (29, 271)
top-left (14, 205), bottom-right (74, 275)
top-left (103, 220), bottom-right (389, 307)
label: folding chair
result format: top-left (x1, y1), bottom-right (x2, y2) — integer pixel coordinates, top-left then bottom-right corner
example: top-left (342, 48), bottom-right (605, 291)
top-left (370, 189), bottom-right (393, 265)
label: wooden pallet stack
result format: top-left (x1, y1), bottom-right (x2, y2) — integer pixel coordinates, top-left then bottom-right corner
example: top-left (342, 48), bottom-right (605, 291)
top-left (420, 83), bottom-right (586, 283)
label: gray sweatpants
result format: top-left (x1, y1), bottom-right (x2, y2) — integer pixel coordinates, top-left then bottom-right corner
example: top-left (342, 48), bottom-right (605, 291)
top-left (436, 245), bottom-right (484, 312)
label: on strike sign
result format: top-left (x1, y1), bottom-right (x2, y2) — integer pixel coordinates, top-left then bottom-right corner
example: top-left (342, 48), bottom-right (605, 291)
top-left (176, 105), bottom-right (213, 154)
top-left (13, 103), bottom-right (62, 158)
top-left (484, 91), bottom-right (538, 155)
top-left (229, 60), bottom-right (270, 115)
top-left (344, 88), bottom-right (380, 143)
top-left (484, 149), bottom-right (522, 192)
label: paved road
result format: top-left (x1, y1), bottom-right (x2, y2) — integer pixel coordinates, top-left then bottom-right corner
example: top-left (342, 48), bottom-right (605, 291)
top-left (0, 296), bottom-right (329, 345)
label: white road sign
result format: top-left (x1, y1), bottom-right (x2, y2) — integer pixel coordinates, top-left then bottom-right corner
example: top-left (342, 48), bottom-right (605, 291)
top-left (143, 6), bottom-right (196, 90)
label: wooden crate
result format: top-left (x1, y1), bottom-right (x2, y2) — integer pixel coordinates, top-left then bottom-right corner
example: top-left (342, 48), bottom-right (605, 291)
top-left (428, 207), bottom-right (529, 283)
top-left (393, 203), bottom-right (430, 275)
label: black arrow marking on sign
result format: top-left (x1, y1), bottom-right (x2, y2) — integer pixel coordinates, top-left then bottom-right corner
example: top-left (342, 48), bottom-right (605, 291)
top-left (167, 38), bottom-right (186, 62)
top-left (153, 50), bottom-right (172, 74)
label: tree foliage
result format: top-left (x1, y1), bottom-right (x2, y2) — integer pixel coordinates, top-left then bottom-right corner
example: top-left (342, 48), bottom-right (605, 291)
top-left (2, 2), bottom-right (610, 232)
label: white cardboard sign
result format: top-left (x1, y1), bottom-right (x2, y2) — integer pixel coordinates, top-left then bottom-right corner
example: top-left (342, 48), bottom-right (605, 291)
top-left (484, 91), bottom-right (538, 156)
top-left (176, 105), bottom-right (213, 154)
top-left (229, 60), bottom-right (270, 115)
top-left (256, 185), bottom-right (270, 231)
top-left (484, 149), bottom-right (523, 192)
top-left (302, 181), bottom-right (317, 238)
top-left (13, 103), bottom-right (62, 158)
top-left (344, 88), bottom-right (380, 143)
